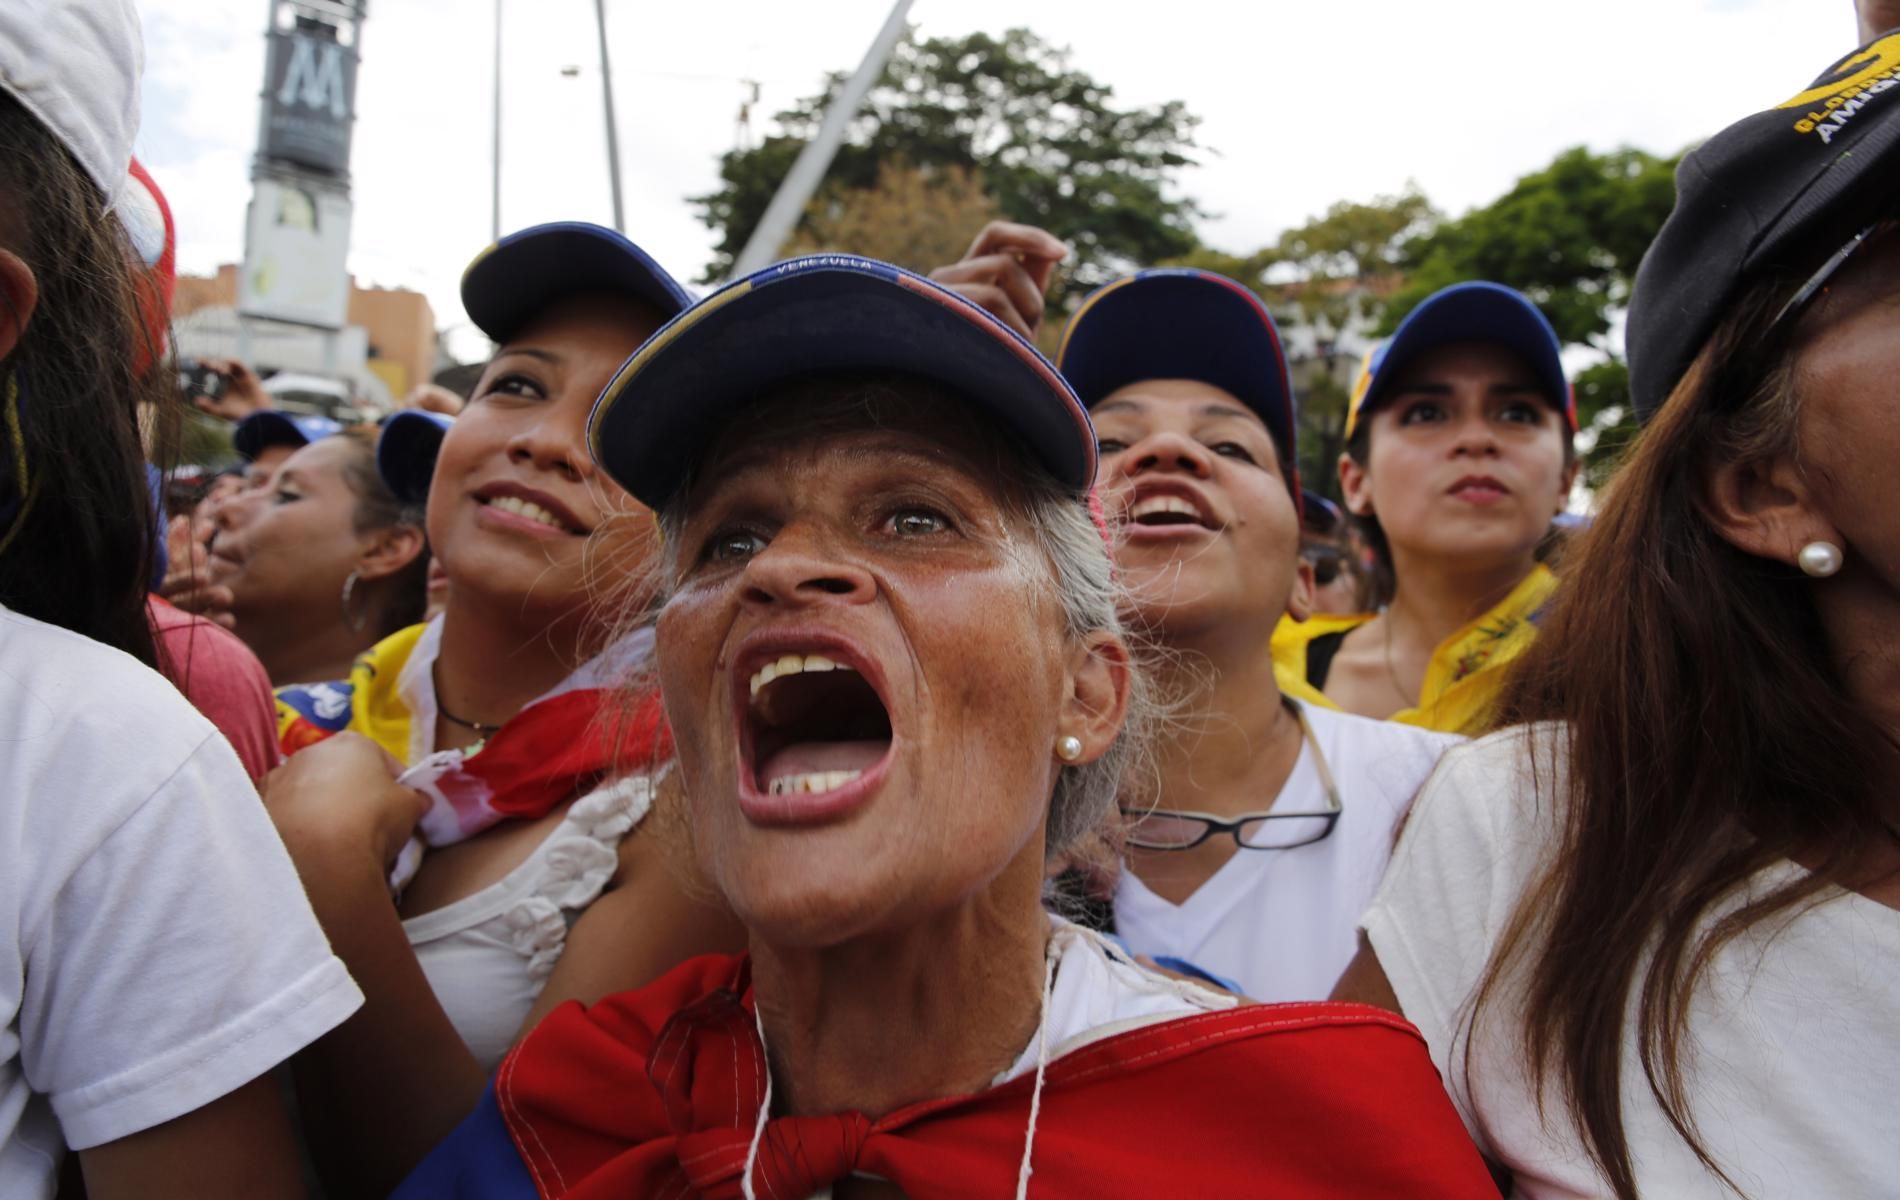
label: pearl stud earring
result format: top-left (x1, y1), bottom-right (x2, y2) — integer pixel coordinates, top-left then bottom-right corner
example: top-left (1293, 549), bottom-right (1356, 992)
top-left (1056, 736), bottom-right (1083, 762)
top-left (1798, 540), bottom-right (1843, 578)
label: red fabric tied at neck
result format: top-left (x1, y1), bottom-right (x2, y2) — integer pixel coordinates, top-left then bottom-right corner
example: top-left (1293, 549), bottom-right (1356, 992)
top-left (491, 954), bottom-right (1498, 1199)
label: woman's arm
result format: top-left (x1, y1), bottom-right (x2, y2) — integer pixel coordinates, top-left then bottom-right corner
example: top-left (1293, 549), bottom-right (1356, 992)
top-left (266, 735), bottom-right (486, 1200)
top-left (520, 777), bottom-right (747, 1029)
top-left (78, 1076), bottom-right (305, 1200)
top-left (1330, 933), bottom-right (1405, 1014)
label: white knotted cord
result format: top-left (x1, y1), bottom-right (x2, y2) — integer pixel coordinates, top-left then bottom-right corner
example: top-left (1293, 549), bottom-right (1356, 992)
top-left (1013, 945), bottom-right (1059, 1199)
top-left (741, 1001), bottom-right (772, 1200)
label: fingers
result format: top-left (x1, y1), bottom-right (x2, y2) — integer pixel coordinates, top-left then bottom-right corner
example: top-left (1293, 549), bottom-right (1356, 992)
top-left (934, 221), bottom-right (1069, 339)
top-left (932, 278), bottom-right (1035, 340)
top-left (961, 220), bottom-right (1068, 267)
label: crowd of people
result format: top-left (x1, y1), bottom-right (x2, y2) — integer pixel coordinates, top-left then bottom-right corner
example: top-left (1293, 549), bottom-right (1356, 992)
top-left (2, 0), bottom-right (1897, 1196)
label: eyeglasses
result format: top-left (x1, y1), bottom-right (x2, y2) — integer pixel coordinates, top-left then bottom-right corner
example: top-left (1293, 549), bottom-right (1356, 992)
top-left (1119, 702), bottom-right (1343, 852)
top-left (1772, 216), bottom-right (1898, 331)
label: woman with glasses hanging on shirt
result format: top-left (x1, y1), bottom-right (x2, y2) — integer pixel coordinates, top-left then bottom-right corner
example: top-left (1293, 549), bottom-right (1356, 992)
top-left (1038, 267), bottom-right (1463, 1003)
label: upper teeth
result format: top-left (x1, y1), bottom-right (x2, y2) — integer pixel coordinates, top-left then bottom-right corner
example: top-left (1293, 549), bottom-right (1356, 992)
top-left (1130, 496), bottom-right (1200, 522)
top-left (488, 495), bottom-right (567, 530)
top-left (749, 653), bottom-right (850, 699)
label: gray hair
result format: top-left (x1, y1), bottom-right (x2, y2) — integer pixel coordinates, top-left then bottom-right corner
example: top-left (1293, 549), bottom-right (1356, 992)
top-left (599, 374), bottom-right (1159, 861)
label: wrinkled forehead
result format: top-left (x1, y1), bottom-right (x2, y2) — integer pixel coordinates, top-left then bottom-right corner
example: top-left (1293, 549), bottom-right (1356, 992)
top-left (680, 374), bottom-right (1036, 514)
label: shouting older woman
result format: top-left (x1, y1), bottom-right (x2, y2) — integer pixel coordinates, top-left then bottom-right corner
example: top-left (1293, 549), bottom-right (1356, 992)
top-left (393, 257), bottom-right (1494, 1199)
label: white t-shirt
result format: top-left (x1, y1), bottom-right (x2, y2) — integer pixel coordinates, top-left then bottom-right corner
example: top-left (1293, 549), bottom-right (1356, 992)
top-left (1115, 703), bottom-right (1460, 1001)
top-left (1364, 726), bottom-right (1900, 1199)
top-left (0, 607), bottom-right (364, 1199)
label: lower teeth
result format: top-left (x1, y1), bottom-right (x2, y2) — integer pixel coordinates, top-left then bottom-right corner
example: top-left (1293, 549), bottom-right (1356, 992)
top-left (767, 769), bottom-right (864, 796)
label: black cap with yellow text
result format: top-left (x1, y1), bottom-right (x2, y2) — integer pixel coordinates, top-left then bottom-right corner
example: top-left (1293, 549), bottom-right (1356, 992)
top-left (1628, 29), bottom-right (1900, 422)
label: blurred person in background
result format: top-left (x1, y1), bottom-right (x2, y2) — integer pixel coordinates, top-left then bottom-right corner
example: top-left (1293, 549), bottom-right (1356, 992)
top-left (207, 423), bottom-right (429, 685)
top-left (1299, 489), bottom-right (1368, 615)
top-left (0, 3), bottom-right (362, 1195)
top-left (1053, 269), bottom-right (1461, 1003)
top-left (1272, 283), bottom-right (1578, 733)
top-left (156, 401), bottom-right (342, 620)
top-left (264, 223), bottom-right (742, 1197)
top-left (1336, 26), bottom-right (1900, 1197)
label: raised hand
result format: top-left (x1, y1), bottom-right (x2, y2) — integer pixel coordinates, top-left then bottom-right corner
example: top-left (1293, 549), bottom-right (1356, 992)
top-left (928, 221), bottom-right (1069, 340)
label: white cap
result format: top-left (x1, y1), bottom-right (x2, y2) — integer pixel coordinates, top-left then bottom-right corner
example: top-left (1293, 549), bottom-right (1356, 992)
top-left (0, 0), bottom-right (143, 203)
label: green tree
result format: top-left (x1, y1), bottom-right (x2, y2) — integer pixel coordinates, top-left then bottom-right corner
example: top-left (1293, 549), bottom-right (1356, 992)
top-left (1388, 147), bottom-right (1677, 347)
top-left (693, 27), bottom-right (1203, 312)
top-left (782, 161), bottom-right (1000, 278)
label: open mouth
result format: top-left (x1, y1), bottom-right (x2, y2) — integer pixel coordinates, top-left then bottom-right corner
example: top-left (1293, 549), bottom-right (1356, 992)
top-left (1122, 488), bottom-right (1218, 533)
top-left (741, 649), bottom-right (894, 814)
top-left (477, 494), bottom-right (587, 535)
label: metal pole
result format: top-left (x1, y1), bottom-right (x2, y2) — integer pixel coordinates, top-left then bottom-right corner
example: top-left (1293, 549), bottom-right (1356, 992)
top-left (729, 0), bottom-right (913, 277)
top-left (594, 0), bottom-right (625, 233)
top-left (491, 0), bottom-right (502, 241)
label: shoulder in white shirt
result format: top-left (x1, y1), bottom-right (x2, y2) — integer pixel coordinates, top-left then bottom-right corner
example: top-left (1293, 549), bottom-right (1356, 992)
top-left (0, 607), bottom-right (363, 1199)
top-left (1363, 724), bottom-right (1900, 1199)
top-left (1116, 703), bottom-right (1460, 1001)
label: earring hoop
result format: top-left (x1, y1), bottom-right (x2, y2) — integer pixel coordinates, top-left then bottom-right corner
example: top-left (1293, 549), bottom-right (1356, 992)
top-left (1056, 735), bottom-right (1083, 762)
top-left (339, 569), bottom-right (371, 632)
top-left (1798, 541), bottom-right (1843, 578)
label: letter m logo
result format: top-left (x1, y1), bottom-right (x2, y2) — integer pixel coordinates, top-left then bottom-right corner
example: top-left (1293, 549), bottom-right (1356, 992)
top-left (277, 35), bottom-right (349, 119)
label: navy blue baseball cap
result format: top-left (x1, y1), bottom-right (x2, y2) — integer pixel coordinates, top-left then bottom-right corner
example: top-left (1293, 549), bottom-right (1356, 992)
top-left (588, 254), bottom-right (1096, 509)
top-left (461, 222), bottom-right (695, 344)
top-left (1056, 269), bottom-right (1299, 462)
top-left (1346, 282), bottom-right (1574, 441)
top-left (376, 409), bottom-right (454, 505)
top-left (232, 410), bottom-right (344, 462)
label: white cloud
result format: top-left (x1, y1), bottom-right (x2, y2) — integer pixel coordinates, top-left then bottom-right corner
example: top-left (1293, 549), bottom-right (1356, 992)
top-left (137, 0), bottom-right (1861, 360)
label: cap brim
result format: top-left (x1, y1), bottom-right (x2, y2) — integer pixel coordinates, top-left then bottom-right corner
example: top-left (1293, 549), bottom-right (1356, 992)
top-left (1058, 271), bottom-right (1297, 455)
top-left (377, 410), bottom-right (454, 505)
top-left (1371, 283), bottom-right (1572, 426)
top-left (461, 223), bottom-right (694, 345)
top-left (589, 257), bottom-right (1094, 509)
top-left (233, 410), bottom-right (327, 461)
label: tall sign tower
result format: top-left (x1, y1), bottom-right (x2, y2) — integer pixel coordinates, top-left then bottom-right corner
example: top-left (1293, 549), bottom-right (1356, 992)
top-left (237, 1), bottom-right (367, 394)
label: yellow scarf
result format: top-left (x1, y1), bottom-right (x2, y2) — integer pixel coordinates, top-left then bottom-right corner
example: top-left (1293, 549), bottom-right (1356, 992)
top-left (1271, 565), bottom-right (1559, 735)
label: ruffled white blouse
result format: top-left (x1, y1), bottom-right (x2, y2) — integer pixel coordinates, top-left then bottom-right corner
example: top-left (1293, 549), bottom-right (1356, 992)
top-left (403, 775), bottom-right (653, 1070)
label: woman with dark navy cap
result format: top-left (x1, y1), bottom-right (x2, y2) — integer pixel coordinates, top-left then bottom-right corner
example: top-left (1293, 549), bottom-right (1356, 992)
top-left (263, 224), bottom-right (744, 1197)
top-left (1338, 25), bottom-right (1900, 1199)
top-left (1272, 281), bottom-right (1579, 734)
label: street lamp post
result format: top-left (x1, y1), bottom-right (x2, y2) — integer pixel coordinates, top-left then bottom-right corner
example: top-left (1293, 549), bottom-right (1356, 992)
top-left (491, 0), bottom-right (502, 242)
top-left (593, 0), bottom-right (626, 233)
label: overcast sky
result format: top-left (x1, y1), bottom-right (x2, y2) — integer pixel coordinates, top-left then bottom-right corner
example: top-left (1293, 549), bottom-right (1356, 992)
top-left (138, 0), bottom-right (1862, 363)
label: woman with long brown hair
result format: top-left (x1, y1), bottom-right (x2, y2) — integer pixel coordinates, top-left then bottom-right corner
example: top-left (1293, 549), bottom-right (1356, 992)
top-left (1334, 27), bottom-right (1900, 1199)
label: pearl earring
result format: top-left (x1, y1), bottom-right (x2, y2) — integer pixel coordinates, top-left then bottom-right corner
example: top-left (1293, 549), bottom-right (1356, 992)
top-left (1056, 736), bottom-right (1083, 762)
top-left (1798, 540), bottom-right (1844, 578)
